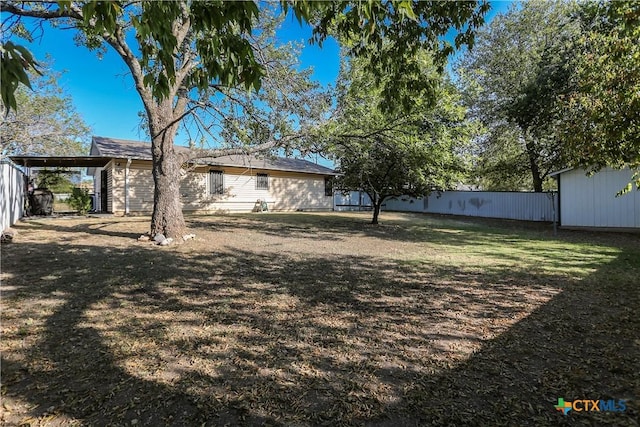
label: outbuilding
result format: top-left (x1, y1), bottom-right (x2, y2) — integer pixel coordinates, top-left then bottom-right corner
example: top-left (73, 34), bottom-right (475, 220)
top-left (550, 167), bottom-right (639, 230)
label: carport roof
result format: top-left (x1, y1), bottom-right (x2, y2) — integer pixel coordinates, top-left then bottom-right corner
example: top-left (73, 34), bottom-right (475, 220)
top-left (9, 156), bottom-right (111, 168)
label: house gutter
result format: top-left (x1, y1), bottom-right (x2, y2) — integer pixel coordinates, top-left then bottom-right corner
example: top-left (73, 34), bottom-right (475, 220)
top-left (124, 157), bottom-right (131, 215)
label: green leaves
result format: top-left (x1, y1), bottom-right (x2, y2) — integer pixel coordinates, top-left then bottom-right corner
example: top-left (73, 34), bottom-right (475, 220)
top-left (3, 0), bottom-right (489, 115)
top-left (560, 0), bottom-right (640, 174)
top-left (328, 54), bottom-right (474, 221)
top-left (68, 187), bottom-right (92, 215)
top-left (133, 1), bottom-right (263, 99)
top-left (71, 1), bottom-right (123, 35)
top-left (458, 0), bottom-right (579, 191)
top-left (460, 0), bottom-right (639, 190)
top-left (1, 67), bottom-right (90, 157)
top-left (314, 1), bottom-right (489, 112)
top-left (0, 41), bottom-right (39, 113)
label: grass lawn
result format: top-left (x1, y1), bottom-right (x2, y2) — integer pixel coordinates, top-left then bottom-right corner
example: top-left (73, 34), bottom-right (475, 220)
top-left (1, 212), bottom-right (638, 426)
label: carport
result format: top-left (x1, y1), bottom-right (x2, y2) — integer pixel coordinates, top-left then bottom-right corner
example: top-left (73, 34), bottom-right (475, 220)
top-left (10, 156), bottom-right (111, 214)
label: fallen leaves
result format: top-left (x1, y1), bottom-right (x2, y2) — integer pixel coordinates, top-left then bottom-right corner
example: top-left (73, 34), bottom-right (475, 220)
top-left (1, 213), bottom-right (638, 425)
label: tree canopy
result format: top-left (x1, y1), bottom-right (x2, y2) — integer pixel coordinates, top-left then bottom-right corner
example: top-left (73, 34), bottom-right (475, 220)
top-left (1, 0), bottom-right (489, 238)
top-left (560, 0), bottom-right (640, 183)
top-left (1, 68), bottom-right (90, 157)
top-left (1, 1), bottom-right (490, 113)
top-left (328, 54), bottom-right (476, 224)
top-left (457, 0), bottom-right (580, 192)
top-left (458, 0), bottom-right (640, 191)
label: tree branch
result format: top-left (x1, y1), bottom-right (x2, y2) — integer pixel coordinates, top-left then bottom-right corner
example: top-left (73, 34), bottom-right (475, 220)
top-left (103, 25), bottom-right (154, 112)
top-left (0, 2), bottom-right (81, 20)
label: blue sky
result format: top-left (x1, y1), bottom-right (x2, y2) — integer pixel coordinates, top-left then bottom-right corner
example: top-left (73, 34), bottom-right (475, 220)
top-left (12, 2), bottom-right (512, 150)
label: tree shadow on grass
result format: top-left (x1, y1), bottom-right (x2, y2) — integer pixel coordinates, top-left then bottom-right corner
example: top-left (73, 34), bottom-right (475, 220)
top-left (368, 249), bottom-right (640, 426)
top-left (1, 225), bottom-right (638, 425)
top-left (17, 216), bottom-right (149, 240)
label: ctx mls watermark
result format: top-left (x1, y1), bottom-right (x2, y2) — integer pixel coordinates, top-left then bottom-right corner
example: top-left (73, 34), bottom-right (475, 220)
top-left (555, 398), bottom-right (627, 415)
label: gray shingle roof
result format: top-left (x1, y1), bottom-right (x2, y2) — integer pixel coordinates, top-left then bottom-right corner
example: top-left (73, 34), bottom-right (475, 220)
top-left (91, 136), bottom-right (335, 175)
top-left (199, 154), bottom-right (336, 175)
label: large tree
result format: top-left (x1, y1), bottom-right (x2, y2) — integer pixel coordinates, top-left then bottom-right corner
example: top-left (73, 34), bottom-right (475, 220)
top-left (560, 0), bottom-right (640, 186)
top-left (1, 68), bottom-right (90, 157)
top-left (2, 1), bottom-right (489, 238)
top-left (458, 0), bottom-right (580, 192)
top-left (328, 55), bottom-right (476, 224)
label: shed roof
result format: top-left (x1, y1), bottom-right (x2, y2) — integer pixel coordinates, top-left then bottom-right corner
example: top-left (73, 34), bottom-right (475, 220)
top-left (548, 167), bottom-right (574, 177)
top-left (91, 136), bottom-right (336, 175)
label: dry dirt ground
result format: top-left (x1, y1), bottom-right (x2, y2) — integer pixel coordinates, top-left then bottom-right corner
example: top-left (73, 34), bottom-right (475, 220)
top-left (1, 212), bottom-right (638, 426)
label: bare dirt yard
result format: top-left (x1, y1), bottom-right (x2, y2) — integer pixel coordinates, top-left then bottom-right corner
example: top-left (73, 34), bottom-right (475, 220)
top-left (1, 212), bottom-right (638, 426)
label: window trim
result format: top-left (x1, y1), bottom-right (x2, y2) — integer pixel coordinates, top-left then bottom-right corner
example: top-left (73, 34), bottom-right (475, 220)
top-left (324, 177), bottom-right (334, 197)
top-left (256, 173), bottom-right (269, 190)
top-left (209, 170), bottom-right (224, 195)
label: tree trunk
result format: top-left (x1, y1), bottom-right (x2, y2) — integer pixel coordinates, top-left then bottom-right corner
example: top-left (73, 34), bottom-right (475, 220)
top-left (372, 203), bottom-right (381, 225)
top-left (371, 194), bottom-right (382, 225)
top-left (149, 103), bottom-right (187, 239)
top-left (525, 138), bottom-right (544, 192)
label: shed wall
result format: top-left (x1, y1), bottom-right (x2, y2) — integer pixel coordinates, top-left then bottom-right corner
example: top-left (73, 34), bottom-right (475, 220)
top-left (559, 167), bottom-right (639, 228)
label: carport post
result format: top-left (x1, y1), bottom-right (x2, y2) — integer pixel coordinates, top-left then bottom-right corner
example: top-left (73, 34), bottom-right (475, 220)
top-left (124, 158), bottom-right (131, 215)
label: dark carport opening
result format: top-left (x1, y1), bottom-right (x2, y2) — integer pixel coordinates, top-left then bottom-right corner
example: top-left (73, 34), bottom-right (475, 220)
top-left (10, 156), bottom-right (111, 216)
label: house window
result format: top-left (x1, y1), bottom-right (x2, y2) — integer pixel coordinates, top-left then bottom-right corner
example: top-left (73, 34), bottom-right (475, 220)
top-left (209, 170), bottom-right (224, 195)
top-left (256, 173), bottom-right (269, 190)
top-left (324, 177), bottom-right (333, 196)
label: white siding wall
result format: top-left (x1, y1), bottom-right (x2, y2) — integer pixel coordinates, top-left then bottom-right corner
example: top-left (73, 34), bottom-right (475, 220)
top-left (181, 169), bottom-right (271, 212)
top-left (384, 191), bottom-right (557, 222)
top-left (125, 164), bottom-right (154, 212)
top-left (0, 162), bottom-right (26, 230)
top-left (270, 174), bottom-right (332, 211)
top-left (560, 167), bottom-right (639, 228)
top-left (110, 163), bottom-right (333, 214)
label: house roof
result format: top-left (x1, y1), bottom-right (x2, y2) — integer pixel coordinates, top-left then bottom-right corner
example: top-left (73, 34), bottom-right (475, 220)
top-left (91, 136), bottom-right (190, 160)
top-left (196, 154), bottom-right (336, 175)
top-left (91, 136), bottom-right (336, 175)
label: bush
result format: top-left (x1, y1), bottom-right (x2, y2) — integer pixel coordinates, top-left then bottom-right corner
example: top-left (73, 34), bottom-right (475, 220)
top-left (68, 188), bottom-right (92, 215)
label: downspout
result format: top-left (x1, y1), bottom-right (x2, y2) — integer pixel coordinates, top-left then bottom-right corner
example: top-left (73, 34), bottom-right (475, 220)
top-left (124, 158), bottom-right (131, 216)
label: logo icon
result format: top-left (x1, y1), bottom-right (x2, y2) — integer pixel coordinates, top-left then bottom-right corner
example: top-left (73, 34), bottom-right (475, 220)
top-left (554, 397), bottom-right (627, 415)
top-left (555, 398), bottom-right (572, 415)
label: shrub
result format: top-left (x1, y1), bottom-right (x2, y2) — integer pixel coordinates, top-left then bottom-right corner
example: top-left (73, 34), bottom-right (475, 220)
top-left (68, 188), bottom-right (92, 215)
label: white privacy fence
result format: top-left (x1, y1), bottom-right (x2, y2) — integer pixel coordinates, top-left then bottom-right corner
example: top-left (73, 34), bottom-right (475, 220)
top-left (334, 190), bottom-right (372, 211)
top-left (1, 161), bottom-right (26, 230)
top-left (382, 191), bottom-right (558, 222)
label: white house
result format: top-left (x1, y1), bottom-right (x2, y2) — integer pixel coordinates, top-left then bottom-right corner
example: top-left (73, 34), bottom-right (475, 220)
top-left (11, 136), bottom-right (336, 215)
top-left (87, 137), bottom-right (336, 214)
top-left (551, 167), bottom-right (639, 229)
